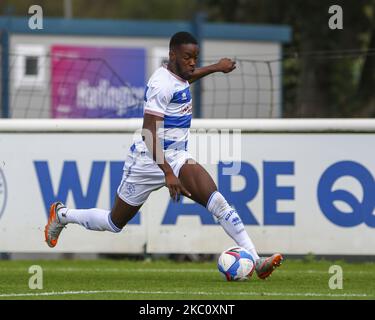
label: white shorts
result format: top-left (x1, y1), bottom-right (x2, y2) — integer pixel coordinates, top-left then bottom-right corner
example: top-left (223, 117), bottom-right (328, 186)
top-left (117, 143), bottom-right (193, 206)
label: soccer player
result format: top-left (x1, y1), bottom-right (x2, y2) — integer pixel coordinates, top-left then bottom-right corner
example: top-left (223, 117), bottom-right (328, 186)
top-left (45, 31), bottom-right (283, 279)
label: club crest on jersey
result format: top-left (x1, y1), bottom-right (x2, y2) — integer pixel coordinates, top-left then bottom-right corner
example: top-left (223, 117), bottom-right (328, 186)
top-left (125, 183), bottom-right (136, 196)
top-left (0, 168), bottom-right (7, 220)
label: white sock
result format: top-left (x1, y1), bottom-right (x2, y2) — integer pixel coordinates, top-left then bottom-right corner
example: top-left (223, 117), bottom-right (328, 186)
top-left (58, 207), bottom-right (121, 233)
top-left (207, 191), bottom-right (260, 260)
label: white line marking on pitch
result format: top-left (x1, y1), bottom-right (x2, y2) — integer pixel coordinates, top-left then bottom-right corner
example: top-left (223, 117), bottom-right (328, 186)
top-left (0, 267), bottom-right (216, 273)
top-left (0, 289), bottom-right (371, 298)
top-left (0, 267), bottom-right (373, 275)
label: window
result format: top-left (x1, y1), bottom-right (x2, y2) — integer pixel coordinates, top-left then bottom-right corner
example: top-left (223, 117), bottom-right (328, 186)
top-left (25, 56), bottom-right (38, 76)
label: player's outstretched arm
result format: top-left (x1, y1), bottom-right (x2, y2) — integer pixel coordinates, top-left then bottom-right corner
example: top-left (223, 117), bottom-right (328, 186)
top-left (188, 58), bottom-right (236, 84)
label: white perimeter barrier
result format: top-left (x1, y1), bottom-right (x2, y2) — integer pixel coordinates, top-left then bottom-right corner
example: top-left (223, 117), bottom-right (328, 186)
top-left (0, 119), bottom-right (374, 255)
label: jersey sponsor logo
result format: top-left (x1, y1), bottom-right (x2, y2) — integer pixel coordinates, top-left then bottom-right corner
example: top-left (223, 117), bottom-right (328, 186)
top-left (0, 168), bottom-right (7, 220)
top-left (181, 104), bottom-right (192, 115)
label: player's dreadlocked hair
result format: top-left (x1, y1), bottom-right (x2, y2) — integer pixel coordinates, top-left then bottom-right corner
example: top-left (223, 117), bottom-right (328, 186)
top-left (169, 31), bottom-right (198, 50)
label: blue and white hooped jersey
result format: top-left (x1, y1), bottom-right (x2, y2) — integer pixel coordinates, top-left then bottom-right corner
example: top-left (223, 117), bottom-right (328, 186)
top-left (142, 66), bottom-right (192, 153)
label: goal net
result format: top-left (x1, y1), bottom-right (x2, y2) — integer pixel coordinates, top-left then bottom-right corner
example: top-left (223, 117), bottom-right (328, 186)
top-left (3, 51), bottom-right (280, 119)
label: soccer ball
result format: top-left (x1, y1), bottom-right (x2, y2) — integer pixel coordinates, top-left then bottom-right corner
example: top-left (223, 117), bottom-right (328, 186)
top-left (217, 246), bottom-right (255, 281)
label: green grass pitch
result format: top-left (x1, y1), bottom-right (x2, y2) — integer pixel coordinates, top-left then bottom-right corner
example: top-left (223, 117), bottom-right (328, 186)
top-left (0, 258), bottom-right (374, 300)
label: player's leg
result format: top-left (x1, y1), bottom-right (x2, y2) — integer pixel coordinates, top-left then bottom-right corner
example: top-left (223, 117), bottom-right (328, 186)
top-left (178, 160), bottom-right (259, 258)
top-left (60, 196), bottom-right (141, 231)
top-left (45, 145), bottom-right (163, 248)
top-left (178, 160), bottom-right (283, 279)
top-left (178, 160), bottom-right (217, 207)
top-left (110, 195), bottom-right (142, 228)
top-left (45, 196), bottom-right (141, 248)
top-left (45, 168), bottom-right (162, 248)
